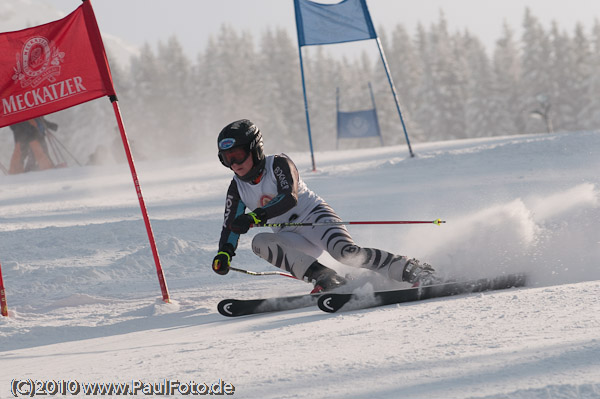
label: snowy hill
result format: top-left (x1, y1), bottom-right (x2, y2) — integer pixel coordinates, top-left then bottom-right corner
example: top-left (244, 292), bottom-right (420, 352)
top-left (1, 131), bottom-right (599, 398)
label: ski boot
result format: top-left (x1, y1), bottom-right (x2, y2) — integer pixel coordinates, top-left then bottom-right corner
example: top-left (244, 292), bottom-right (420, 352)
top-left (402, 258), bottom-right (440, 287)
top-left (304, 261), bottom-right (347, 294)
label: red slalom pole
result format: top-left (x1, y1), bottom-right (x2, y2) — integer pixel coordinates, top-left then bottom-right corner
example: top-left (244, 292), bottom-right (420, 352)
top-left (0, 260), bottom-right (8, 317)
top-left (112, 99), bottom-right (170, 303)
top-left (253, 219), bottom-right (446, 228)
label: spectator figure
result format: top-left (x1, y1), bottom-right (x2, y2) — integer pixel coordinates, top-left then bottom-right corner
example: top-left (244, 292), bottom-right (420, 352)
top-left (8, 117), bottom-right (57, 174)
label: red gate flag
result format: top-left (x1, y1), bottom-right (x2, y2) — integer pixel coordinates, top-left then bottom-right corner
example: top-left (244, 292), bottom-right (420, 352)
top-left (0, 0), bottom-right (115, 128)
top-left (0, 0), bottom-right (171, 312)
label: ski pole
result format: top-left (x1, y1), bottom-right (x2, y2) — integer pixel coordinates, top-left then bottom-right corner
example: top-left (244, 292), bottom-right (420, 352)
top-left (230, 266), bottom-right (297, 279)
top-left (46, 131), bottom-right (82, 166)
top-left (252, 219), bottom-right (445, 228)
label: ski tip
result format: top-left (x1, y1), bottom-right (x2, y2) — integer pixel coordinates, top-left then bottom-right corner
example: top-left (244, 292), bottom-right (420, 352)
top-left (217, 300), bottom-right (237, 317)
top-left (317, 293), bottom-right (352, 313)
top-left (318, 295), bottom-right (338, 313)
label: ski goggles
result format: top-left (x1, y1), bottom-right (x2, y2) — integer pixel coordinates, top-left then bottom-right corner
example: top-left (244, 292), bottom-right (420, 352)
top-left (220, 147), bottom-right (250, 167)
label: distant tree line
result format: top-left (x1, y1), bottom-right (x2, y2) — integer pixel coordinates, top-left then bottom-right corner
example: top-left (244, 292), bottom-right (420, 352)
top-left (26, 9), bottom-right (600, 162)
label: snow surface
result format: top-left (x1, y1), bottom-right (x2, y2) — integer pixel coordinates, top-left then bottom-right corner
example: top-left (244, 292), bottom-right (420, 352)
top-left (1, 131), bottom-right (600, 399)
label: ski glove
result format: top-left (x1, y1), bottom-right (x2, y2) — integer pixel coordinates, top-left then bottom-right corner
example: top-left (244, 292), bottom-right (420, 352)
top-left (212, 251), bottom-right (232, 275)
top-left (231, 208), bottom-right (267, 234)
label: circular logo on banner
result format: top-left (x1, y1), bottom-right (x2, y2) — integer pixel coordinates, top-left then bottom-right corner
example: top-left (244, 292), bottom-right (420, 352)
top-left (12, 35), bottom-right (64, 88)
top-left (22, 37), bottom-right (51, 78)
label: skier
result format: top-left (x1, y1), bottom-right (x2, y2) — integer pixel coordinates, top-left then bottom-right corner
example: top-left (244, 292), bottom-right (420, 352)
top-left (212, 119), bottom-right (438, 293)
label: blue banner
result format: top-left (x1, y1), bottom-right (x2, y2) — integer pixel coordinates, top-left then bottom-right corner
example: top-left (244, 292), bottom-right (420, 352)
top-left (337, 109), bottom-right (381, 138)
top-left (294, 0), bottom-right (377, 47)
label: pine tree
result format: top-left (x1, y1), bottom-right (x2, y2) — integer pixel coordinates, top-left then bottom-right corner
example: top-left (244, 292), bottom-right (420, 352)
top-left (571, 23), bottom-right (594, 130)
top-left (414, 14), bottom-right (466, 141)
top-left (549, 22), bottom-right (577, 131)
top-left (520, 8), bottom-right (553, 133)
top-left (196, 25), bottom-right (263, 147)
top-left (589, 21), bottom-right (600, 129)
top-left (127, 42), bottom-right (163, 155)
top-left (256, 28), bottom-right (305, 152)
top-left (461, 32), bottom-right (496, 138)
top-left (303, 46), bottom-right (341, 150)
top-left (491, 23), bottom-right (521, 135)
top-left (379, 25), bottom-right (425, 143)
top-left (155, 36), bottom-right (194, 156)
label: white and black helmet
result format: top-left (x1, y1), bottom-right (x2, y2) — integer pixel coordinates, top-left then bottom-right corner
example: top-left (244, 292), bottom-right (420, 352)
top-left (217, 119), bottom-right (266, 182)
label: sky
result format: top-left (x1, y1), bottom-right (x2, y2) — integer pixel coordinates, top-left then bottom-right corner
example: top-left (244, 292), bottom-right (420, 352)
top-left (41, 0), bottom-right (600, 59)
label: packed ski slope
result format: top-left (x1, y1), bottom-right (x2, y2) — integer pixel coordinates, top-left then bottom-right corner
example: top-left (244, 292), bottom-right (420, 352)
top-left (1, 131), bottom-right (599, 399)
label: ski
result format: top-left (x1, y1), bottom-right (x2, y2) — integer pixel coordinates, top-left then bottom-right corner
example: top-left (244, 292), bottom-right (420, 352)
top-left (318, 273), bottom-right (528, 313)
top-left (218, 293), bottom-right (320, 317)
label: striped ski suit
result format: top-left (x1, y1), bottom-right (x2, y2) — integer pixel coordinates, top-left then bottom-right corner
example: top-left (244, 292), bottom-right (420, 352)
top-left (218, 154), bottom-right (408, 280)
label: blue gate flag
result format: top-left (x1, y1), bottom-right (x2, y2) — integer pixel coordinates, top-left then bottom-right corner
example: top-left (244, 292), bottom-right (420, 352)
top-left (337, 109), bottom-right (381, 138)
top-left (294, 0), bottom-right (377, 47)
